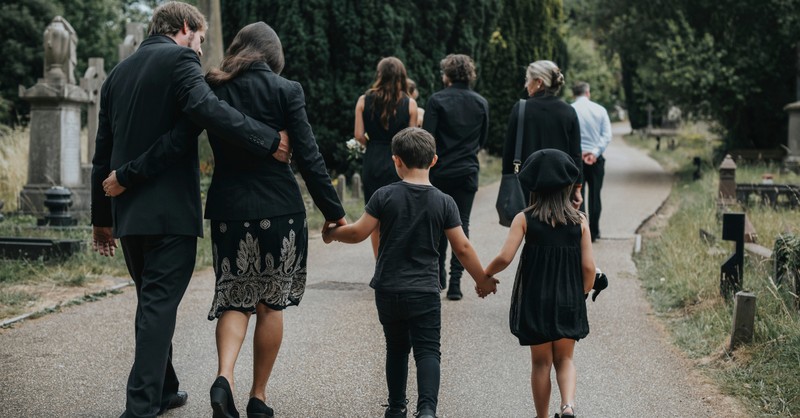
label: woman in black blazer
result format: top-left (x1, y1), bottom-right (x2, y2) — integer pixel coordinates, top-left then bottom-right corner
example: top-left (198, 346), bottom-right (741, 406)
top-left (200, 22), bottom-right (345, 418)
top-left (501, 60), bottom-right (583, 190)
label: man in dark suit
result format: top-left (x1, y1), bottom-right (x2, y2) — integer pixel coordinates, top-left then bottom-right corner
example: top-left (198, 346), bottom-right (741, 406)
top-left (89, 3), bottom-right (289, 417)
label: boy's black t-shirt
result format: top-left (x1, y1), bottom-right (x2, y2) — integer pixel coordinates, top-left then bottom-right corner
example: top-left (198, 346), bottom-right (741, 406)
top-left (365, 181), bottom-right (462, 293)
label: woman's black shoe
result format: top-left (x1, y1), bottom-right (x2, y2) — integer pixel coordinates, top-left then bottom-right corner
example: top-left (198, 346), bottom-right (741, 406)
top-left (246, 397), bottom-right (274, 418)
top-left (210, 376), bottom-right (239, 418)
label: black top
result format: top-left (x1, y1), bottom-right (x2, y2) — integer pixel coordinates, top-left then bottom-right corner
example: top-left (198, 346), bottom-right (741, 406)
top-left (423, 82), bottom-right (489, 182)
top-left (365, 182), bottom-right (461, 293)
top-left (361, 94), bottom-right (409, 201)
top-left (501, 92), bottom-right (583, 183)
top-left (510, 212), bottom-right (589, 345)
top-left (205, 63), bottom-right (344, 221)
top-left (92, 35), bottom-right (281, 237)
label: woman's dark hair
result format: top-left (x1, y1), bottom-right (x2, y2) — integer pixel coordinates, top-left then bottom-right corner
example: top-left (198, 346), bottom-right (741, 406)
top-left (440, 54), bottom-right (477, 84)
top-left (206, 22), bottom-right (284, 86)
top-left (367, 57), bottom-right (409, 130)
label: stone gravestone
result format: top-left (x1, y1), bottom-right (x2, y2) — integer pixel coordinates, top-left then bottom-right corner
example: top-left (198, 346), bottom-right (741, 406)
top-left (18, 16), bottom-right (89, 218)
top-left (80, 58), bottom-right (106, 182)
top-left (783, 41), bottom-right (800, 174)
top-left (118, 23), bottom-right (145, 61)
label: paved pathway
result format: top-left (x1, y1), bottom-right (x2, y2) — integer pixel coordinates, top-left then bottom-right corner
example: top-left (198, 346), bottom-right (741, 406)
top-left (0, 123), bottom-right (746, 417)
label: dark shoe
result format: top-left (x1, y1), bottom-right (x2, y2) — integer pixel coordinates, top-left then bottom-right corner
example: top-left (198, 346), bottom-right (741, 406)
top-left (416, 409), bottom-right (436, 418)
top-left (246, 397), bottom-right (274, 418)
top-left (383, 399), bottom-right (408, 418)
top-left (446, 283), bottom-right (462, 300)
top-left (158, 390), bottom-right (188, 414)
top-left (210, 376), bottom-right (239, 418)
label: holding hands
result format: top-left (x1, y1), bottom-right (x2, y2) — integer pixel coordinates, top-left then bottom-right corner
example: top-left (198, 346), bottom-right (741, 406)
top-left (475, 274), bottom-right (499, 298)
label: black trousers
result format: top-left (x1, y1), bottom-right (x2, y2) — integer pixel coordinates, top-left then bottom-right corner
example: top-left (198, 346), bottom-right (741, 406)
top-left (375, 291), bottom-right (442, 414)
top-left (432, 174), bottom-right (477, 290)
top-left (120, 234), bottom-right (196, 418)
top-left (580, 155), bottom-right (605, 240)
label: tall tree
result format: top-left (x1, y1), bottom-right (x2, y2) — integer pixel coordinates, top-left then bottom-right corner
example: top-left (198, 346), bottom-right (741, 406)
top-left (219, 0), bottom-right (564, 170)
top-left (593, 0), bottom-right (800, 149)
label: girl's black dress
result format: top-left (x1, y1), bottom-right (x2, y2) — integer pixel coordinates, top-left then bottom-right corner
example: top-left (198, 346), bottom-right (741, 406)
top-left (510, 212), bottom-right (589, 345)
top-left (361, 94), bottom-right (410, 202)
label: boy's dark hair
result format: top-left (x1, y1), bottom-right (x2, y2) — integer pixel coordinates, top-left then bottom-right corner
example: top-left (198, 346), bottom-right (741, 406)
top-left (391, 127), bottom-right (436, 169)
top-left (148, 1), bottom-right (207, 37)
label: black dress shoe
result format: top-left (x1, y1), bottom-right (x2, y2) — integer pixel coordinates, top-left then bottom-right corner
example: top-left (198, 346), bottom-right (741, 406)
top-left (446, 284), bottom-right (462, 301)
top-left (246, 397), bottom-right (274, 418)
top-left (158, 390), bottom-right (188, 414)
top-left (210, 376), bottom-right (239, 418)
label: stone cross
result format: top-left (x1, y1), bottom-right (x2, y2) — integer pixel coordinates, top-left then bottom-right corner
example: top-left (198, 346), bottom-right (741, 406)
top-left (80, 58), bottom-right (106, 164)
top-left (119, 23), bottom-right (145, 61)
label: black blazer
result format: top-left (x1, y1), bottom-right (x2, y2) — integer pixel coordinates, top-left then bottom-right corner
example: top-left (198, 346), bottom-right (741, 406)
top-left (91, 35), bottom-right (281, 237)
top-left (115, 62), bottom-right (345, 222)
top-left (501, 92), bottom-right (583, 183)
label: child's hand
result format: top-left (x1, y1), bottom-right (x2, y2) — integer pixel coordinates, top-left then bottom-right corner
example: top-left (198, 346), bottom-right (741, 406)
top-left (321, 217), bottom-right (347, 244)
top-left (475, 275), bottom-right (499, 298)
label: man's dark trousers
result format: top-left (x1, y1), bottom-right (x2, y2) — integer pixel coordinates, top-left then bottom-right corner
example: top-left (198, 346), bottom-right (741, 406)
top-left (120, 234), bottom-right (196, 418)
top-left (432, 174), bottom-right (476, 290)
top-left (580, 155), bottom-right (605, 241)
top-left (375, 291), bottom-right (442, 414)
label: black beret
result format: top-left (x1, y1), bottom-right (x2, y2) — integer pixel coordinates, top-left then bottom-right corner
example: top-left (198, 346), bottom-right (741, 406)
top-left (518, 148), bottom-right (580, 193)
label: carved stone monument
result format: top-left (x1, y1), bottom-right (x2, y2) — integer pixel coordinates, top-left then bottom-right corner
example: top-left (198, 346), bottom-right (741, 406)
top-left (80, 57), bottom-right (106, 181)
top-left (18, 16), bottom-right (89, 217)
top-left (118, 23), bottom-right (145, 61)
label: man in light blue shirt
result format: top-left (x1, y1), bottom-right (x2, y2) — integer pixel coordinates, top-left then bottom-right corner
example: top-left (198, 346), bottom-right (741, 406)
top-left (571, 82), bottom-right (612, 242)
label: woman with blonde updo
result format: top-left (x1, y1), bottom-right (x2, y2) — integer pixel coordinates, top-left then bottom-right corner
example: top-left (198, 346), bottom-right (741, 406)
top-left (501, 60), bottom-right (582, 191)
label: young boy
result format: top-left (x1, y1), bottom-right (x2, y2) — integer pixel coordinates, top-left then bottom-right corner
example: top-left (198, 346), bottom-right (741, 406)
top-left (323, 127), bottom-right (498, 418)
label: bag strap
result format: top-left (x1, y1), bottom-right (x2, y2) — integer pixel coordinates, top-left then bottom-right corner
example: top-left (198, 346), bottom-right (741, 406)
top-left (513, 99), bottom-right (526, 174)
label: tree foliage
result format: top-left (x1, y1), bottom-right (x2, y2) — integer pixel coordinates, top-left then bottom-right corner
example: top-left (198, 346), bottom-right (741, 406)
top-left (0, 0), bottom-right (124, 126)
top-left (589, 0), bottom-right (800, 149)
top-left (220, 0), bottom-right (565, 172)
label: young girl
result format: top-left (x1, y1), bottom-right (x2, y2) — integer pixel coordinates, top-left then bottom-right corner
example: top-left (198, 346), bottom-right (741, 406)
top-left (485, 149), bottom-right (596, 418)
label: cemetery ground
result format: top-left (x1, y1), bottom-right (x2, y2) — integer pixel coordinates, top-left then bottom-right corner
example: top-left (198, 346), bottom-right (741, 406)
top-left (0, 121), bottom-right (795, 415)
top-left (626, 127), bottom-right (800, 416)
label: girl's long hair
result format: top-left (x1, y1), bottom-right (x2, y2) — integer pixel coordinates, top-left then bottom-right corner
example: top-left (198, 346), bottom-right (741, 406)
top-left (206, 21), bottom-right (284, 86)
top-left (526, 186), bottom-right (582, 227)
top-left (367, 57), bottom-right (409, 130)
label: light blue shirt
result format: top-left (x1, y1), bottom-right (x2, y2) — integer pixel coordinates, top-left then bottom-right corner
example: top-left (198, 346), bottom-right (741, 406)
top-left (571, 96), bottom-right (612, 157)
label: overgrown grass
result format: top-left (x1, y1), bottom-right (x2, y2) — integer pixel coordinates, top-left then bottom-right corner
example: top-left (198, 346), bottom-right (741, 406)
top-left (628, 124), bottom-right (800, 416)
top-left (0, 126), bottom-right (29, 212)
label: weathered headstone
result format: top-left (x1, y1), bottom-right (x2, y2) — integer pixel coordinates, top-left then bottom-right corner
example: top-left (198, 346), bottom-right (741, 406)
top-left (336, 174), bottom-right (346, 201)
top-left (80, 57), bottom-right (106, 181)
top-left (118, 23), bottom-right (145, 61)
top-left (351, 173), bottom-right (362, 200)
top-left (718, 154), bottom-right (737, 202)
top-left (729, 291), bottom-right (756, 351)
top-left (783, 41), bottom-right (800, 173)
top-left (18, 16), bottom-right (89, 217)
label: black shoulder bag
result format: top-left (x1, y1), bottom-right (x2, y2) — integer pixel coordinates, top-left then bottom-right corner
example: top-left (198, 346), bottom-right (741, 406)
top-left (495, 99), bottom-right (527, 227)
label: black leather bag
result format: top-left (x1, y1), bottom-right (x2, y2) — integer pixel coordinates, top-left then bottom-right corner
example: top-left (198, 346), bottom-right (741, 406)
top-left (495, 99), bottom-right (527, 227)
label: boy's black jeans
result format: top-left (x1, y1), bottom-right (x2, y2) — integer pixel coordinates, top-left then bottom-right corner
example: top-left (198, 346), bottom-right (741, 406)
top-left (375, 291), bottom-right (442, 414)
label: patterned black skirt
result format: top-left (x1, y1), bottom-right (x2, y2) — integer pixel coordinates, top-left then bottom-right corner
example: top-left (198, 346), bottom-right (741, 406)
top-left (207, 213), bottom-right (308, 320)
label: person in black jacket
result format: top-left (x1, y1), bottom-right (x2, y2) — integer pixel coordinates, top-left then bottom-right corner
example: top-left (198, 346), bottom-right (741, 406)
top-left (90, 3), bottom-right (289, 417)
top-left (107, 22), bottom-right (345, 418)
top-left (501, 60), bottom-right (583, 206)
top-left (423, 54), bottom-right (489, 300)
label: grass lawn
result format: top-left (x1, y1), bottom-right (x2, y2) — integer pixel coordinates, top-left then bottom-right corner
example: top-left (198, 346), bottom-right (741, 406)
top-left (626, 126), bottom-right (800, 416)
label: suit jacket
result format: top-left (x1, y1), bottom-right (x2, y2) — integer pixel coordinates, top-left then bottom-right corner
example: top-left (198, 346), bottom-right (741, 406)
top-left (114, 62), bottom-right (345, 222)
top-left (91, 35), bottom-right (281, 237)
top-left (501, 91), bottom-right (583, 183)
